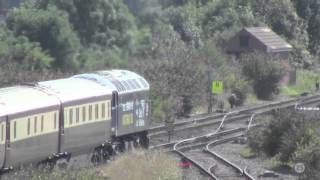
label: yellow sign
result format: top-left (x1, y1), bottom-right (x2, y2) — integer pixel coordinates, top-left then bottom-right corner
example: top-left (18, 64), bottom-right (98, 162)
top-left (122, 114), bottom-right (133, 125)
top-left (212, 80), bottom-right (223, 94)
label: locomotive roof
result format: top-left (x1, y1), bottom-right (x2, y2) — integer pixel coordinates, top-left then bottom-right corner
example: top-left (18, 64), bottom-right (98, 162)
top-left (96, 69), bottom-right (149, 93)
top-left (0, 86), bottom-right (60, 117)
top-left (38, 78), bottom-right (112, 103)
top-left (72, 73), bottom-right (118, 91)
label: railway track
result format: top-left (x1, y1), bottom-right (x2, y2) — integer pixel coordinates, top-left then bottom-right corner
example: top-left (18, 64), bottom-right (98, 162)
top-left (168, 108), bottom-right (256, 180)
top-left (149, 93), bottom-right (320, 139)
top-left (204, 136), bottom-right (255, 180)
top-left (155, 93), bottom-right (320, 180)
top-left (149, 93), bottom-right (320, 179)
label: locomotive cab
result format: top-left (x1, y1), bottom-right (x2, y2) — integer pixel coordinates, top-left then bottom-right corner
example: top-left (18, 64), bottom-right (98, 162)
top-left (73, 70), bottom-right (150, 148)
top-left (97, 70), bottom-right (150, 148)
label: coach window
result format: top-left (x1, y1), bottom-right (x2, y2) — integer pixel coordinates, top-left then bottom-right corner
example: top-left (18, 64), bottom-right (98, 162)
top-left (76, 108), bottom-right (80, 123)
top-left (14, 121), bottom-right (17, 140)
top-left (89, 105), bottom-right (92, 121)
top-left (34, 116), bottom-right (38, 134)
top-left (82, 106), bottom-right (86, 122)
top-left (101, 103), bottom-right (105, 119)
top-left (54, 112), bottom-right (57, 129)
top-left (41, 115), bottom-right (44, 132)
top-left (69, 109), bottom-right (73, 125)
top-left (107, 101), bottom-right (110, 118)
top-left (95, 104), bottom-right (99, 120)
top-left (27, 118), bottom-right (31, 135)
top-left (1, 123), bottom-right (4, 143)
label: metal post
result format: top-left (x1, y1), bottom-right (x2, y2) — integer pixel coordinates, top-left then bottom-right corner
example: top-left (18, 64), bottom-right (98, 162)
top-left (207, 70), bottom-right (212, 113)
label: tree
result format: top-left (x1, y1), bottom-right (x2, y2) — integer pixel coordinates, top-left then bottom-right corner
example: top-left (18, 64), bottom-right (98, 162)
top-left (0, 26), bottom-right (55, 86)
top-left (241, 52), bottom-right (285, 100)
top-left (6, 3), bottom-right (81, 71)
top-left (292, 0), bottom-right (320, 57)
top-left (131, 29), bottom-right (209, 119)
top-left (251, 0), bottom-right (311, 66)
top-left (200, 0), bottom-right (258, 47)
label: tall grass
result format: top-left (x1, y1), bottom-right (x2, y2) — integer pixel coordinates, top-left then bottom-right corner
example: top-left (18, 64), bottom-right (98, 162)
top-left (281, 69), bottom-right (320, 95)
top-left (101, 151), bottom-right (181, 180)
top-left (5, 151), bottom-right (181, 180)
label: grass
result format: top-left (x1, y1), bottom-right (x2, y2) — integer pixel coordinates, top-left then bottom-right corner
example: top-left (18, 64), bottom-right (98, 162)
top-left (6, 150), bottom-right (181, 180)
top-left (281, 69), bottom-right (320, 96)
top-left (240, 147), bottom-right (256, 159)
top-left (101, 150), bottom-right (181, 180)
top-left (246, 94), bottom-right (257, 104)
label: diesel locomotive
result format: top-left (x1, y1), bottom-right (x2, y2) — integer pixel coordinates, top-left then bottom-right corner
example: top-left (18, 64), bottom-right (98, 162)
top-left (0, 69), bottom-right (150, 172)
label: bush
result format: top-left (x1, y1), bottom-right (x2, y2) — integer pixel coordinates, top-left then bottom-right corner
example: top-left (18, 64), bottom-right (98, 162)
top-left (293, 140), bottom-right (320, 179)
top-left (247, 109), bottom-right (320, 170)
top-left (241, 52), bottom-right (285, 100)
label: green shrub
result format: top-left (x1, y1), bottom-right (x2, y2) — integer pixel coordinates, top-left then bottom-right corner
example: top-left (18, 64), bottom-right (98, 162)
top-left (281, 69), bottom-right (320, 95)
top-left (241, 52), bottom-right (285, 100)
top-left (247, 109), bottom-right (320, 171)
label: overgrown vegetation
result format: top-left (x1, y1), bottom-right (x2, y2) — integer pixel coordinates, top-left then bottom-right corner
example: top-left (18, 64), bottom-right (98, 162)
top-left (1, 0), bottom-right (320, 119)
top-left (102, 151), bottom-right (181, 180)
top-left (281, 69), bottom-right (320, 95)
top-left (247, 109), bottom-right (320, 179)
top-left (4, 151), bottom-right (181, 180)
top-left (241, 52), bottom-right (285, 100)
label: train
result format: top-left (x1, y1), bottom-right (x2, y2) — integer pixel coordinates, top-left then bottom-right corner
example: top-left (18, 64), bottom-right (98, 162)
top-left (0, 69), bottom-right (150, 173)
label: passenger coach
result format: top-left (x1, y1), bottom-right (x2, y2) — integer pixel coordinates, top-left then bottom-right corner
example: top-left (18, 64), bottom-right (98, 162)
top-left (0, 69), bottom-right (150, 173)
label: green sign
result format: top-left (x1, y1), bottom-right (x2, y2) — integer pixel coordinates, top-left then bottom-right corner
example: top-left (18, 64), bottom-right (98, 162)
top-left (212, 80), bottom-right (223, 94)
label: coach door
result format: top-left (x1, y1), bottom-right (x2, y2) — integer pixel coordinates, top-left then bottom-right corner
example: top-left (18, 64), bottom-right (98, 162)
top-left (111, 91), bottom-right (118, 136)
top-left (0, 116), bottom-right (7, 169)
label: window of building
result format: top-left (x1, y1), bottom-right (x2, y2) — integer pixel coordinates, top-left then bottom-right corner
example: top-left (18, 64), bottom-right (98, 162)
top-left (82, 106), bottom-right (86, 122)
top-left (34, 116), bottom-right (38, 134)
top-left (76, 108), bottom-right (80, 123)
top-left (101, 103), bottom-right (105, 119)
top-left (89, 105), bottom-right (92, 121)
top-left (95, 104), bottom-right (99, 120)
top-left (27, 118), bottom-right (30, 135)
top-left (239, 35), bottom-right (249, 48)
top-left (69, 109), bottom-right (73, 125)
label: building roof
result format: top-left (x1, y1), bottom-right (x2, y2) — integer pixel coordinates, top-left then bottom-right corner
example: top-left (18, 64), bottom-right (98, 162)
top-left (244, 27), bottom-right (292, 53)
top-left (0, 86), bottom-right (60, 117)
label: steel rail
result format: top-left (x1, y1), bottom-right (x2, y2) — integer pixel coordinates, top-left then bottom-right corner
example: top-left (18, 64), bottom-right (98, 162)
top-left (205, 136), bottom-right (256, 180)
top-left (173, 138), bottom-right (220, 180)
top-left (149, 94), bottom-right (320, 137)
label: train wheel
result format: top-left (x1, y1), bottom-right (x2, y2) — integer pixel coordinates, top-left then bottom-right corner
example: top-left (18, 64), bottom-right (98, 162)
top-left (114, 140), bottom-right (125, 154)
top-left (91, 150), bottom-right (102, 166)
top-left (140, 134), bottom-right (149, 149)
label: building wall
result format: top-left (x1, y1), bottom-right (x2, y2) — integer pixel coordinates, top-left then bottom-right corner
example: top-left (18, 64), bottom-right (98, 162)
top-left (226, 30), bottom-right (267, 54)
